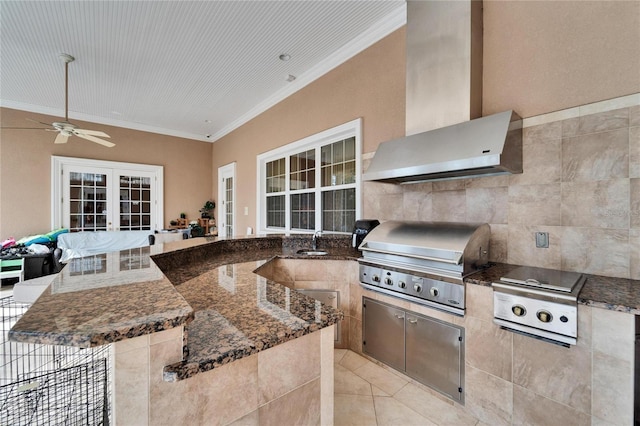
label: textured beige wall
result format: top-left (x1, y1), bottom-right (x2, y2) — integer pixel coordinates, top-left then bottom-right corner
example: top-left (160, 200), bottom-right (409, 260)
top-left (210, 28), bottom-right (406, 235)
top-left (483, 0), bottom-right (640, 117)
top-left (0, 107), bottom-right (213, 238)
top-left (211, 1), bottom-right (640, 235)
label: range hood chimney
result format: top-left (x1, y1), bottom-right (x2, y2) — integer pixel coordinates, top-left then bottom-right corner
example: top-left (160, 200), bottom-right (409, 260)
top-left (363, 1), bottom-right (523, 184)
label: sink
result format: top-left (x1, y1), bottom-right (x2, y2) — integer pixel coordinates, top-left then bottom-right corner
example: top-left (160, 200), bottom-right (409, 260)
top-left (296, 249), bottom-right (328, 256)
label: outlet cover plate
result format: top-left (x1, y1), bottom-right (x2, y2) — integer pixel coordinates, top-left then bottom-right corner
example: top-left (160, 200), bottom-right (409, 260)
top-left (535, 232), bottom-right (549, 248)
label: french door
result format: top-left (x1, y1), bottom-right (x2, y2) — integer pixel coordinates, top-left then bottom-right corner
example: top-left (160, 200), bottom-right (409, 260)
top-left (218, 163), bottom-right (236, 238)
top-left (52, 156), bottom-right (163, 232)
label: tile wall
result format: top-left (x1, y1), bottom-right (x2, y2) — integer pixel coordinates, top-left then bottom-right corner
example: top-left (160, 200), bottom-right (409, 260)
top-left (262, 258), bottom-right (353, 349)
top-left (112, 325), bottom-right (334, 425)
top-left (345, 267), bottom-right (635, 425)
top-left (363, 94), bottom-right (640, 279)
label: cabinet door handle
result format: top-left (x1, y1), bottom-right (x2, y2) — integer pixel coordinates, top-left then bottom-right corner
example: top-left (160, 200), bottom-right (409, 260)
top-left (395, 314), bottom-right (405, 320)
top-left (327, 295), bottom-right (336, 299)
top-left (408, 318), bottom-right (418, 324)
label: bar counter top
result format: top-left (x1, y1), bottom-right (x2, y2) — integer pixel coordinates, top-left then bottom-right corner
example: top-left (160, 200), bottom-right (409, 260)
top-left (8, 234), bottom-right (354, 380)
top-left (9, 234), bottom-right (639, 381)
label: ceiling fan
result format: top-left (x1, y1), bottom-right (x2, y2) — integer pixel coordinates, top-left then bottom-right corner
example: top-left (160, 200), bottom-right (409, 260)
top-left (5, 53), bottom-right (115, 147)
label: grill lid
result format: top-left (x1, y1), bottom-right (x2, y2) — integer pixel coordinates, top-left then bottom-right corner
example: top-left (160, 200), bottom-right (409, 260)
top-left (359, 221), bottom-right (490, 276)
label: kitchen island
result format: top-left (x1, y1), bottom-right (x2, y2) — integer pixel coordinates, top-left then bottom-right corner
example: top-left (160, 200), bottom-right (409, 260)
top-left (9, 235), bottom-right (352, 425)
top-left (9, 233), bottom-right (639, 425)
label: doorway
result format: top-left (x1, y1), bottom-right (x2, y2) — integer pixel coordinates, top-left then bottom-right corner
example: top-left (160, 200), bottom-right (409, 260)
top-left (52, 156), bottom-right (163, 231)
top-left (218, 163), bottom-right (236, 238)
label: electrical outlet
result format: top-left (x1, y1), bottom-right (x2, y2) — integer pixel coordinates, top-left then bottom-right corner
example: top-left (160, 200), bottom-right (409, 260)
top-left (535, 232), bottom-right (549, 248)
top-left (244, 206), bottom-right (249, 215)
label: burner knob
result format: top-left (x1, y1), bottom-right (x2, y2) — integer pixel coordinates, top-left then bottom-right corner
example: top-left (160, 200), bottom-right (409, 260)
top-left (512, 305), bottom-right (526, 317)
top-left (537, 310), bottom-right (553, 323)
top-left (429, 287), bottom-right (439, 297)
top-left (559, 315), bottom-right (569, 323)
top-left (397, 281), bottom-right (406, 289)
top-left (372, 275), bottom-right (380, 283)
top-left (413, 284), bottom-right (423, 293)
top-left (384, 277), bottom-right (393, 286)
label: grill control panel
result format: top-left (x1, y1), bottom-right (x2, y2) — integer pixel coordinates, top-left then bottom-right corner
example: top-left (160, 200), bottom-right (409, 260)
top-left (493, 291), bottom-right (578, 338)
top-left (359, 264), bottom-right (464, 313)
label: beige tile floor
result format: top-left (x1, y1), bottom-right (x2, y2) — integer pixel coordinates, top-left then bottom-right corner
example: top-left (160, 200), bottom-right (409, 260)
top-left (334, 349), bottom-right (482, 426)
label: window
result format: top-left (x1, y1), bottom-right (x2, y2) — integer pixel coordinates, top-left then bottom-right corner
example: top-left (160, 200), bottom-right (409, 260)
top-left (257, 119), bottom-right (361, 234)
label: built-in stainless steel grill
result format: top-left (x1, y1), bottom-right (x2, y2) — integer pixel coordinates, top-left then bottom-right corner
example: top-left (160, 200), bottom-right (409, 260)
top-left (492, 266), bottom-right (586, 346)
top-left (358, 221), bottom-right (491, 316)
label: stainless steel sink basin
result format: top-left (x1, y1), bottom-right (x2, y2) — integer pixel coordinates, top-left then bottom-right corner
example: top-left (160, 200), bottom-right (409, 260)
top-left (296, 250), bottom-right (328, 256)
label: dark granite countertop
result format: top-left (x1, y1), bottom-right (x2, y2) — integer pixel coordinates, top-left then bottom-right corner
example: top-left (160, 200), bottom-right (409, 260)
top-left (465, 262), bottom-right (640, 315)
top-left (10, 235), bottom-right (639, 381)
top-left (9, 234), bottom-right (355, 380)
top-left (8, 245), bottom-right (195, 348)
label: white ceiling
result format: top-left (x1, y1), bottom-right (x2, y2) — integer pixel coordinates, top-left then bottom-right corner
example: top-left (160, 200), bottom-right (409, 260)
top-left (0, 1), bottom-right (406, 142)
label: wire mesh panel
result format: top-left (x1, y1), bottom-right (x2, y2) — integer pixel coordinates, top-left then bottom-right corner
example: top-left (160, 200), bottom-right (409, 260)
top-left (0, 296), bottom-right (111, 425)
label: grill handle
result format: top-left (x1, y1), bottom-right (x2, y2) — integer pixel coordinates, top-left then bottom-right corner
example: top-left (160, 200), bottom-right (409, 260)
top-left (359, 244), bottom-right (462, 265)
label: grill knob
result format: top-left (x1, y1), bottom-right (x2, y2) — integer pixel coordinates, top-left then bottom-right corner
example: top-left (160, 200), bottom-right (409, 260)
top-left (397, 281), bottom-right (406, 289)
top-left (384, 277), bottom-right (393, 286)
top-left (512, 305), bottom-right (526, 317)
top-left (372, 275), bottom-right (380, 283)
top-left (537, 310), bottom-right (553, 323)
top-left (413, 284), bottom-right (423, 293)
top-left (429, 287), bottom-right (439, 297)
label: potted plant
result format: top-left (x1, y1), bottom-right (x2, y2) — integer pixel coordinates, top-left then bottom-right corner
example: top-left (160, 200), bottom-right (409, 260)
top-left (200, 200), bottom-right (216, 219)
top-left (180, 212), bottom-right (186, 219)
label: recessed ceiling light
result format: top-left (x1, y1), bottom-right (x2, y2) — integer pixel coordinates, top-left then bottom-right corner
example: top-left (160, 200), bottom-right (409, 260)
top-left (285, 74), bottom-right (296, 82)
top-left (279, 53), bottom-right (291, 61)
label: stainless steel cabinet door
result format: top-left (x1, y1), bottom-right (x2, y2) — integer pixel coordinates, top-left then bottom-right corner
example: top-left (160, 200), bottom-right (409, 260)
top-left (363, 297), bottom-right (405, 372)
top-left (405, 313), bottom-right (464, 402)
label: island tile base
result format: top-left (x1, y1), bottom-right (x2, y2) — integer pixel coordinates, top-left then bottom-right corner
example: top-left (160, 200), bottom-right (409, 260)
top-left (113, 325), bottom-right (335, 425)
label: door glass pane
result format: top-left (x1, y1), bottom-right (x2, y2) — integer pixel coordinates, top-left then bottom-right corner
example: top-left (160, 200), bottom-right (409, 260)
top-left (119, 174), bottom-right (152, 231)
top-left (225, 177), bottom-right (234, 237)
top-left (68, 172), bottom-right (108, 232)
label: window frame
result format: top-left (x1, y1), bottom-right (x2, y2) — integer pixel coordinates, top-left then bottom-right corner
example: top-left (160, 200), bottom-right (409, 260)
top-left (256, 118), bottom-right (362, 235)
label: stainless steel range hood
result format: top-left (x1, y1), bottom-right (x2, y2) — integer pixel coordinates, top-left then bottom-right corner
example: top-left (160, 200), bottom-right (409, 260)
top-left (363, 110), bottom-right (523, 184)
top-left (363, 1), bottom-right (523, 184)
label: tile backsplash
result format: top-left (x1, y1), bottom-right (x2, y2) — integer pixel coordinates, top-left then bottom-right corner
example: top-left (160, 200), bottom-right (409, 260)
top-left (363, 98), bottom-right (640, 279)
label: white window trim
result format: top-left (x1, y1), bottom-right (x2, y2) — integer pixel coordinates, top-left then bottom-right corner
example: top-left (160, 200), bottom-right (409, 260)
top-left (256, 118), bottom-right (362, 234)
top-left (51, 156), bottom-right (164, 230)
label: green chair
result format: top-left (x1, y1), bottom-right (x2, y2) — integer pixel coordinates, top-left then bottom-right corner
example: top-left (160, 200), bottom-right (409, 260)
top-left (0, 258), bottom-right (25, 283)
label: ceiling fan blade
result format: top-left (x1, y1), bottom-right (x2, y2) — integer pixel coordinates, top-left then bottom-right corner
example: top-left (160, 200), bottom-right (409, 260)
top-left (54, 133), bottom-right (69, 144)
top-left (26, 118), bottom-right (53, 127)
top-left (76, 133), bottom-right (116, 148)
top-left (74, 129), bottom-right (110, 138)
top-left (0, 126), bottom-right (48, 130)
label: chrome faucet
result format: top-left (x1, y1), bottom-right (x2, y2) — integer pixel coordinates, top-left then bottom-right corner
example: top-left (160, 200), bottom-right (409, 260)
top-left (312, 231), bottom-right (322, 251)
